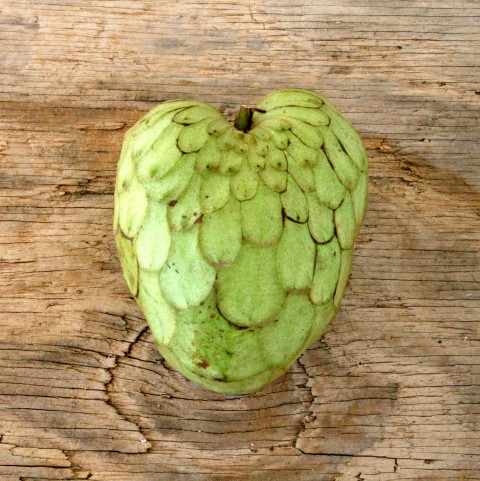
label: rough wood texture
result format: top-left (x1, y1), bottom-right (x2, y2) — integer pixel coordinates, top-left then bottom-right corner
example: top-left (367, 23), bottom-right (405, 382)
top-left (1, 1), bottom-right (479, 480)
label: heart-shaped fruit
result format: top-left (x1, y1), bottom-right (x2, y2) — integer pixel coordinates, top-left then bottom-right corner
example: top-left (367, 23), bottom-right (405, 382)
top-left (114, 89), bottom-right (368, 394)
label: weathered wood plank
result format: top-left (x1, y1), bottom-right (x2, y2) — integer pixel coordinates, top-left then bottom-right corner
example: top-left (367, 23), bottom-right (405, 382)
top-left (0, 1), bottom-right (479, 480)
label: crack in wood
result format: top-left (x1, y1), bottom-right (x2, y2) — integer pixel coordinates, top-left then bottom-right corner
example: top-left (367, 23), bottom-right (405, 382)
top-left (294, 353), bottom-right (316, 454)
top-left (103, 321), bottom-right (152, 452)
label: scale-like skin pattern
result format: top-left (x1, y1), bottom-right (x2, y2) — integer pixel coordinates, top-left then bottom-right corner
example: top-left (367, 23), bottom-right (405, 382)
top-left (114, 89), bottom-right (368, 394)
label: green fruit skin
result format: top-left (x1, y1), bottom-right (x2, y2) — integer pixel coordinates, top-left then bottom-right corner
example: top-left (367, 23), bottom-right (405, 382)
top-left (114, 89), bottom-right (368, 394)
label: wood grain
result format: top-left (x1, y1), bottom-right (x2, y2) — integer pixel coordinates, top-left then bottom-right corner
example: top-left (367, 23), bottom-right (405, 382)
top-left (0, 1), bottom-right (479, 480)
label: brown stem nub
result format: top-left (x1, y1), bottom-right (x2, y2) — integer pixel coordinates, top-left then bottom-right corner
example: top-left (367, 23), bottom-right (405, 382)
top-left (234, 105), bottom-right (253, 133)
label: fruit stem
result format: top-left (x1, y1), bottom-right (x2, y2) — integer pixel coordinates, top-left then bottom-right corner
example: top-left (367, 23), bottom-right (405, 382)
top-left (234, 105), bottom-right (253, 133)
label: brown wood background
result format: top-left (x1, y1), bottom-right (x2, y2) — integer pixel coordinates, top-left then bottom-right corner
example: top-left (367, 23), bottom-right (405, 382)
top-left (1, 1), bottom-right (479, 480)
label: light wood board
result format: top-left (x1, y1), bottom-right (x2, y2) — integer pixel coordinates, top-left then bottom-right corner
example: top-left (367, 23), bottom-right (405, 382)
top-left (0, 1), bottom-right (479, 480)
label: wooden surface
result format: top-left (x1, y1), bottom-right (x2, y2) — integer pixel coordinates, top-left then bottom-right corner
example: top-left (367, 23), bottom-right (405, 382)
top-left (1, 1), bottom-right (479, 480)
